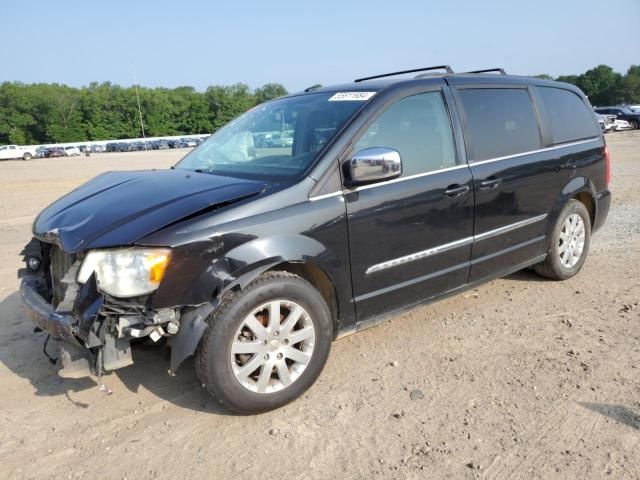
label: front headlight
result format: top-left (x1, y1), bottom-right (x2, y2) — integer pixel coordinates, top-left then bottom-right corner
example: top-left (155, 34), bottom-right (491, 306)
top-left (77, 248), bottom-right (171, 298)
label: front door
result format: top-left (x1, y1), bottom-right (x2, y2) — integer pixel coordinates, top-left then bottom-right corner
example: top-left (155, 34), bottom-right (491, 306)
top-left (344, 89), bottom-right (474, 322)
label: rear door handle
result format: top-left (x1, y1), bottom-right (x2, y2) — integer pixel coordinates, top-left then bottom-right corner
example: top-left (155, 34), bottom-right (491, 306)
top-left (479, 177), bottom-right (502, 189)
top-left (444, 184), bottom-right (470, 197)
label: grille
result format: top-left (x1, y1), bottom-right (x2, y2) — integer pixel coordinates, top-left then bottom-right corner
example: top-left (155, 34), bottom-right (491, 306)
top-left (48, 245), bottom-right (76, 308)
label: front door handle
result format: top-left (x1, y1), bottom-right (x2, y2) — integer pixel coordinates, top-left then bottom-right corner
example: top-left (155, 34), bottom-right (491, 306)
top-left (479, 177), bottom-right (502, 189)
top-left (444, 184), bottom-right (470, 197)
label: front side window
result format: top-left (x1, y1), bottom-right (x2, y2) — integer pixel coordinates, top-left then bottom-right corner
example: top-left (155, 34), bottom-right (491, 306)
top-left (538, 87), bottom-right (599, 144)
top-left (176, 92), bottom-right (368, 181)
top-left (458, 88), bottom-right (541, 162)
top-left (353, 91), bottom-right (456, 177)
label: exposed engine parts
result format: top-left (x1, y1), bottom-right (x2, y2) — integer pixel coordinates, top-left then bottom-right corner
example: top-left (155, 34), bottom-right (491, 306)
top-left (115, 308), bottom-right (181, 343)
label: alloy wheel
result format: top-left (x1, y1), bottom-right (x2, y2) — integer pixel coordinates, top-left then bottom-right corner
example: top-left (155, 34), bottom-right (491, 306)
top-left (558, 213), bottom-right (586, 268)
top-left (230, 300), bottom-right (316, 394)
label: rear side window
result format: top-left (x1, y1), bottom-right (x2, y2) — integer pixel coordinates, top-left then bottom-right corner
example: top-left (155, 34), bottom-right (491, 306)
top-left (458, 88), bottom-right (541, 162)
top-left (538, 87), bottom-right (599, 144)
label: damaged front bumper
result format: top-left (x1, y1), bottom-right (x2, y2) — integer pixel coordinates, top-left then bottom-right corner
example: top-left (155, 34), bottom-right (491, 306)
top-left (20, 271), bottom-right (215, 378)
top-left (20, 275), bottom-right (84, 346)
top-left (19, 236), bottom-right (222, 380)
top-left (20, 274), bottom-right (102, 377)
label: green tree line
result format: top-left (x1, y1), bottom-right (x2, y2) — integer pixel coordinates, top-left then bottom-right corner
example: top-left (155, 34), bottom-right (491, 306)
top-left (0, 82), bottom-right (287, 145)
top-left (536, 64), bottom-right (640, 106)
top-left (1, 63), bottom-right (639, 146)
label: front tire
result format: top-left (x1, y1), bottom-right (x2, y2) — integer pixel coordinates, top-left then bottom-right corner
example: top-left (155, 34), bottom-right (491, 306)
top-left (22, 153), bottom-right (32, 161)
top-left (196, 271), bottom-right (333, 414)
top-left (534, 199), bottom-right (591, 280)
top-left (629, 119), bottom-right (639, 130)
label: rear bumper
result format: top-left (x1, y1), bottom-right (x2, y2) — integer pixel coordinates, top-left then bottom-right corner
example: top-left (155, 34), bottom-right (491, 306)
top-left (593, 189), bottom-right (611, 233)
top-left (20, 275), bottom-right (82, 346)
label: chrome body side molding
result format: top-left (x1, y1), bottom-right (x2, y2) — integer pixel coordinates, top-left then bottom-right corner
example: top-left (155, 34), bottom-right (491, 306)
top-left (365, 237), bottom-right (474, 274)
top-left (365, 214), bottom-right (548, 274)
top-left (473, 214), bottom-right (547, 242)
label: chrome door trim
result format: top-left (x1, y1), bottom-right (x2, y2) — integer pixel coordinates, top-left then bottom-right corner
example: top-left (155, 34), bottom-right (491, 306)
top-left (358, 261), bottom-right (470, 301)
top-left (365, 236), bottom-right (474, 274)
top-left (473, 214), bottom-right (547, 242)
top-left (365, 213), bottom-right (548, 274)
top-left (308, 163), bottom-right (470, 200)
top-left (351, 164), bottom-right (469, 193)
top-left (469, 137), bottom-right (600, 167)
top-left (308, 191), bottom-right (344, 202)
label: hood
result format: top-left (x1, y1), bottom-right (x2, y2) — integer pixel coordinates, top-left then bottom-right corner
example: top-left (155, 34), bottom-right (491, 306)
top-left (34, 169), bottom-right (267, 252)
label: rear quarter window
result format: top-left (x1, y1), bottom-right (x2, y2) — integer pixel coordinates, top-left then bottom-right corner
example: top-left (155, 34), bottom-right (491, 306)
top-left (457, 88), bottom-right (541, 162)
top-left (538, 87), bottom-right (599, 144)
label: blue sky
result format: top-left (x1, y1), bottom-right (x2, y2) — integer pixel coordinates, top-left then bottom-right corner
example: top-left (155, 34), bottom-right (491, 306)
top-left (1, 0), bottom-right (638, 92)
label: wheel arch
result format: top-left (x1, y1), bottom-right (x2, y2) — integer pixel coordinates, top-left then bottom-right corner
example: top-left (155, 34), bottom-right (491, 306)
top-left (551, 176), bottom-right (598, 232)
top-left (224, 234), bottom-right (341, 334)
top-left (168, 234), bottom-right (344, 373)
top-left (572, 191), bottom-right (595, 230)
top-left (265, 261), bottom-right (339, 336)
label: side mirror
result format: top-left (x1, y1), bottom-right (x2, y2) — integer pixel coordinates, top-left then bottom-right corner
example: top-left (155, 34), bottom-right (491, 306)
top-left (346, 147), bottom-right (402, 186)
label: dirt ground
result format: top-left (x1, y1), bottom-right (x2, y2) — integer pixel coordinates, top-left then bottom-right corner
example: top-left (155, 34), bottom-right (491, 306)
top-left (0, 136), bottom-right (638, 480)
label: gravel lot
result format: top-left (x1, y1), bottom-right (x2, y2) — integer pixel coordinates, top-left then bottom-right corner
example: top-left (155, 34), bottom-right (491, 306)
top-left (0, 135), bottom-right (638, 479)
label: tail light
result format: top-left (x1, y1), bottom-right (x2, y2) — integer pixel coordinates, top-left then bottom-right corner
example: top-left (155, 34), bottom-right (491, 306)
top-left (604, 145), bottom-right (611, 185)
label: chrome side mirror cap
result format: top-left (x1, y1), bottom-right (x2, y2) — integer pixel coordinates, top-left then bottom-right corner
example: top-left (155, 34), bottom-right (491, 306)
top-left (346, 147), bottom-right (402, 186)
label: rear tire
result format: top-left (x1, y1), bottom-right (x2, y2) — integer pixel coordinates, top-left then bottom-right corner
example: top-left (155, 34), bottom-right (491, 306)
top-left (22, 153), bottom-right (32, 161)
top-left (534, 199), bottom-right (591, 280)
top-left (195, 271), bottom-right (333, 414)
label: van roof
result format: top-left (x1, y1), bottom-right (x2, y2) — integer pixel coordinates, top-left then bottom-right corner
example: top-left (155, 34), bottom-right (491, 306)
top-left (291, 67), bottom-right (582, 98)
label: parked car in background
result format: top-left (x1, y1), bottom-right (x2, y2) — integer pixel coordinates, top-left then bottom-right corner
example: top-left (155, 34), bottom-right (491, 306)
top-left (181, 138), bottom-right (197, 147)
top-left (153, 139), bottom-right (169, 150)
top-left (44, 147), bottom-right (65, 158)
top-left (595, 114), bottom-right (614, 133)
top-left (0, 144), bottom-right (39, 161)
top-left (594, 107), bottom-right (640, 129)
top-left (90, 144), bottom-right (106, 153)
top-left (35, 147), bottom-right (49, 158)
top-left (64, 146), bottom-right (80, 156)
top-left (612, 119), bottom-right (633, 131)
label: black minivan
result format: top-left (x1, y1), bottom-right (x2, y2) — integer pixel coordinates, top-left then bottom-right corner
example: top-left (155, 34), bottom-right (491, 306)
top-left (19, 66), bottom-right (611, 413)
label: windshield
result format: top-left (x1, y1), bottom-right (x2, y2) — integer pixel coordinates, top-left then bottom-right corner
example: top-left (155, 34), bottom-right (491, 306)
top-left (175, 92), bottom-right (370, 181)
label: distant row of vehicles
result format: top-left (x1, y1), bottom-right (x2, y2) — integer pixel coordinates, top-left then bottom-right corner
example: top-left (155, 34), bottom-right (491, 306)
top-left (594, 105), bottom-right (640, 133)
top-left (104, 137), bottom-right (205, 152)
top-left (35, 146), bottom-right (82, 158)
top-left (0, 136), bottom-right (209, 161)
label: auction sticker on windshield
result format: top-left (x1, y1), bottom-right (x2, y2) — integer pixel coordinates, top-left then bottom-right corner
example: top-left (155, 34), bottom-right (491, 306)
top-left (328, 92), bottom-right (376, 101)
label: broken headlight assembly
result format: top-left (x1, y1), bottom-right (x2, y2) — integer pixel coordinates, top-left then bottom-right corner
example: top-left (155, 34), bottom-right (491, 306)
top-left (77, 247), bottom-right (171, 298)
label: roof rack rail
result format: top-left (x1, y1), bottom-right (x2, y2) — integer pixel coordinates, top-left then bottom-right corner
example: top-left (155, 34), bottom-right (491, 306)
top-left (304, 84), bottom-right (323, 92)
top-left (466, 68), bottom-right (507, 75)
top-left (354, 65), bottom-right (454, 83)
